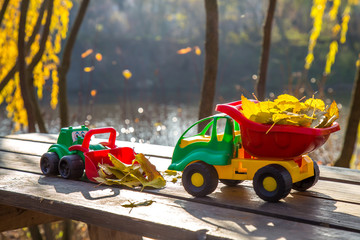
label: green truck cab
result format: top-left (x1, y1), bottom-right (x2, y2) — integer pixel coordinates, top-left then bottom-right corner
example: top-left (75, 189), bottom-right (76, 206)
top-left (40, 126), bottom-right (105, 179)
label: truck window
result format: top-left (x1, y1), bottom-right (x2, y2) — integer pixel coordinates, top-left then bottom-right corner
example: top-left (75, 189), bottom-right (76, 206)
top-left (183, 119), bottom-right (213, 138)
top-left (216, 118), bottom-right (227, 141)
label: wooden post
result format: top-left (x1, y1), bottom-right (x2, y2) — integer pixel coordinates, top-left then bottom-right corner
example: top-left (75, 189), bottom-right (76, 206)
top-left (87, 224), bottom-right (142, 240)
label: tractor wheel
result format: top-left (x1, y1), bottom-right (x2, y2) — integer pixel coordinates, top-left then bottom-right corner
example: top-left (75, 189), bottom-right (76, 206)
top-left (292, 160), bottom-right (320, 192)
top-left (253, 165), bottom-right (292, 202)
top-left (182, 162), bottom-right (219, 197)
top-left (220, 179), bottom-right (244, 187)
top-left (40, 152), bottom-right (60, 176)
top-left (59, 155), bottom-right (84, 179)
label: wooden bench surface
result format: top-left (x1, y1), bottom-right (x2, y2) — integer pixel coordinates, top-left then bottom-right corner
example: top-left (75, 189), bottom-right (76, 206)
top-left (0, 133), bottom-right (360, 239)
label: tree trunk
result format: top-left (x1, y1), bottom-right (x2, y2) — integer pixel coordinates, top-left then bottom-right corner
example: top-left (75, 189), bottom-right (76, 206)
top-left (58, 0), bottom-right (90, 128)
top-left (335, 65), bottom-right (360, 167)
top-left (26, 0), bottom-right (54, 133)
top-left (0, 0), bottom-right (10, 26)
top-left (18, 0), bottom-right (36, 132)
top-left (256, 0), bottom-right (277, 101)
top-left (198, 0), bottom-right (218, 130)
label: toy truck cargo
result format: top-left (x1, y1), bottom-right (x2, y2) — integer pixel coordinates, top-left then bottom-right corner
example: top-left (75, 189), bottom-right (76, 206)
top-left (168, 100), bottom-right (340, 202)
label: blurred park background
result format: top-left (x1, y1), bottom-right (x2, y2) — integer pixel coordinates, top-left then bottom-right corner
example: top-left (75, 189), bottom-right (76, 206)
top-left (1, 1), bottom-right (360, 239)
top-left (0, 0), bottom-right (359, 166)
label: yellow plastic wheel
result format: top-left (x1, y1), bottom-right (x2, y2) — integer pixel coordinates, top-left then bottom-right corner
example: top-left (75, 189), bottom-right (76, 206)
top-left (191, 173), bottom-right (204, 187)
top-left (263, 176), bottom-right (277, 192)
top-left (182, 162), bottom-right (219, 197)
top-left (253, 164), bottom-right (292, 202)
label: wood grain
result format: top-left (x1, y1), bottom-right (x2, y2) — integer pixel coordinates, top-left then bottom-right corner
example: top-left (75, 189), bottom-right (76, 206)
top-left (1, 134), bottom-right (360, 239)
top-left (1, 169), bottom-right (359, 239)
top-left (0, 204), bottom-right (62, 231)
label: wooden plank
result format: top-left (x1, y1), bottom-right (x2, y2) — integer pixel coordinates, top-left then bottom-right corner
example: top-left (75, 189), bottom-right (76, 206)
top-left (319, 165), bottom-right (360, 185)
top-left (0, 204), bottom-right (62, 231)
top-left (0, 169), bottom-right (359, 239)
top-left (0, 137), bottom-right (51, 156)
top-left (0, 151), bottom-right (41, 173)
top-left (1, 134), bottom-right (174, 158)
top-left (1, 150), bottom-right (360, 233)
top-left (2, 134), bottom-right (360, 185)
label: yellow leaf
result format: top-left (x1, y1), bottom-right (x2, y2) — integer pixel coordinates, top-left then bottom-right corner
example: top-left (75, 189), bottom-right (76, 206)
top-left (241, 95), bottom-right (260, 120)
top-left (95, 153), bottom-right (166, 189)
top-left (95, 53), bottom-right (102, 61)
top-left (84, 66), bottom-right (94, 72)
top-left (122, 69), bottom-right (132, 79)
top-left (327, 100), bottom-right (339, 119)
top-left (108, 154), bottom-right (137, 173)
top-left (356, 59), bottom-right (360, 67)
top-left (240, 94), bottom-right (337, 129)
top-left (332, 24), bottom-right (341, 37)
top-left (81, 49), bottom-right (93, 58)
top-left (305, 98), bottom-right (325, 111)
top-left (274, 94), bottom-right (299, 103)
top-left (177, 47), bottom-right (192, 54)
top-left (194, 46), bottom-right (201, 55)
top-left (135, 153), bottom-right (162, 182)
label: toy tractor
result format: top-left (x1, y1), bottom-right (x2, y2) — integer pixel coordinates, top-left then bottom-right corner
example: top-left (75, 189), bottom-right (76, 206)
top-left (168, 100), bottom-right (340, 202)
top-left (40, 126), bottom-right (134, 180)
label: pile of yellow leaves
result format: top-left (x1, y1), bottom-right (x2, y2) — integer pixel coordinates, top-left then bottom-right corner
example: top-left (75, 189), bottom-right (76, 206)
top-left (241, 94), bottom-right (339, 129)
top-left (94, 153), bottom-right (166, 189)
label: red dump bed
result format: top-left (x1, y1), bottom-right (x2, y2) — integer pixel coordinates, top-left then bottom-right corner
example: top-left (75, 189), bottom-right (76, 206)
top-left (216, 100), bottom-right (340, 158)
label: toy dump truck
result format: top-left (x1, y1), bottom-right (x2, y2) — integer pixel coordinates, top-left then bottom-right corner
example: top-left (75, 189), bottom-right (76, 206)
top-left (168, 100), bottom-right (340, 202)
top-left (40, 126), bottom-right (135, 181)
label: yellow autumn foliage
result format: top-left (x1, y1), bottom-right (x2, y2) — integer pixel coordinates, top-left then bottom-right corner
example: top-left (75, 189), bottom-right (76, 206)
top-left (94, 153), bottom-right (166, 189)
top-left (240, 94), bottom-right (339, 129)
top-left (0, 0), bottom-right (73, 131)
top-left (306, 0), bottom-right (358, 74)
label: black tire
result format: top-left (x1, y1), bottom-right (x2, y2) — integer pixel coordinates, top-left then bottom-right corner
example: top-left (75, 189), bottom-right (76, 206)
top-left (182, 162), bottom-right (219, 197)
top-left (40, 152), bottom-right (60, 176)
top-left (59, 155), bottom-right (84, 179)
top-left (220, 179), bottom-right (244, 187)
top-left (253, 165), bottom-right (292, 202)
top-left (292, 160), bottom-right (320, 191)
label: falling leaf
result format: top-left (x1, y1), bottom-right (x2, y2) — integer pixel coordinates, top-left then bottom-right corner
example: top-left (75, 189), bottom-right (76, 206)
top-left (123, 69), bottom-right (132, 79)
top-left (84, 66), bottom-right (94, 72)
top-left (95, 53), bottom-right (102, 61)
top-left (90, 90), bottom-right (97, 97)
top-left (194, 46), bottom-right (201, 55)
top-left (81, 49), bottom-right (93, 58)
top-left (177, 47), bottom-right (192, 54)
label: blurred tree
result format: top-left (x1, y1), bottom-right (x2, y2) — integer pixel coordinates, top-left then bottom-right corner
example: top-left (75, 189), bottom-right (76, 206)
top-left (58, 0), bottom-right (90, 128)
top-left (0, 0), bottom-right (73, 132)
top-left (302, 0), bottom-right (359, 167)
top-left (335, 61), bottom-right (360, 167)
top-left (198, 0), bottom-right (218, 129)
top-left (256, 0), bottom-right (276, 101)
